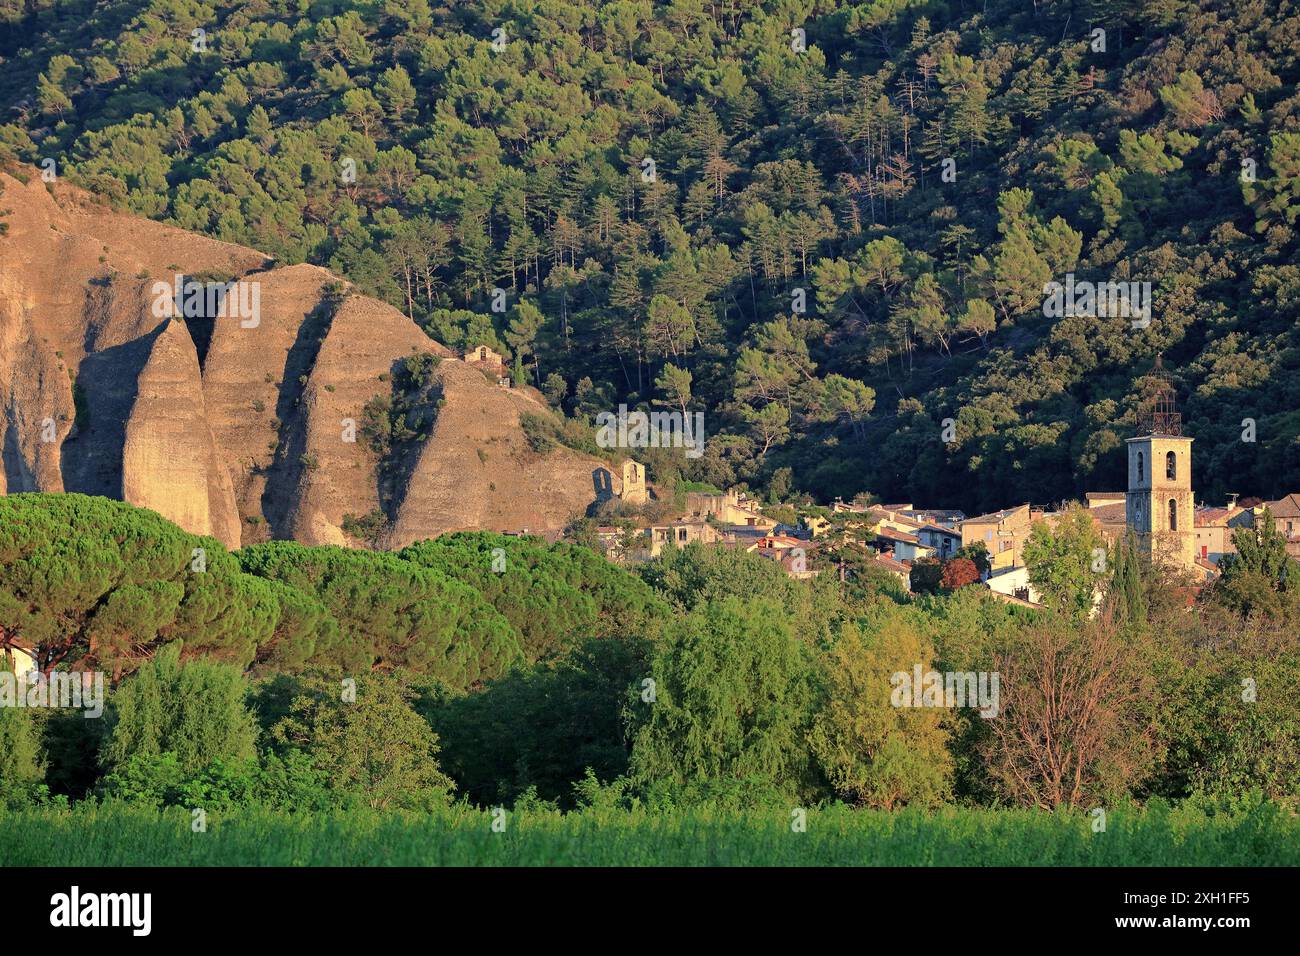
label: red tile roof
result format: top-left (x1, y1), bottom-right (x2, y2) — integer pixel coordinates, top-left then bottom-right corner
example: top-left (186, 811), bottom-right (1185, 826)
top-left (1195, 507), bottom-right (1230, 527)
top-left (1089, 503), bottom-right (1127, 523)
top-left (1265, 494), bottom-right (1300, 518)
top-left (966, 504), bottom-right (1030, 524)
top-left (871, 554), bottom-right (912, 574)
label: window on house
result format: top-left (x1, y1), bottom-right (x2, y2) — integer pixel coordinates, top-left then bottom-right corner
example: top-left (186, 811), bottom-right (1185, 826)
top-left (1166, 451), bottom-right (1176, 480)
top-left (1168, 499), bottom-right (1178, 532)
top-left (1137, 452), bottom-right (1144, 482)
top-left (985, 530), bottom-right (993, 543)
top-left (678, 528), bottom-right (687, 542)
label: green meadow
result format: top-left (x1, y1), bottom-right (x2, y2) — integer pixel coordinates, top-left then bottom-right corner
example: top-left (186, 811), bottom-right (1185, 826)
top-left (4, 801), bottom-right (1296, 867)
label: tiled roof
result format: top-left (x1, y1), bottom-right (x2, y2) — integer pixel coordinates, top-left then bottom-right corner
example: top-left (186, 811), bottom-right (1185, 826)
top-left (1265, 494), bottom-right (1300, 517)
top-left (883, 515), bottom-right (925, 529)
top-left (966, 504), bottom-right (1029, 524)
top-left (1195, 507), bottom-right (1230, 527)
top-left (876, 527), bottom-right (921, 544)
top-left (871, 554), bottom-right (911, 573)
top-left (1089, 503), bottom-right (1127, 523)
top-left (918, 524), bottom-right (961, 536)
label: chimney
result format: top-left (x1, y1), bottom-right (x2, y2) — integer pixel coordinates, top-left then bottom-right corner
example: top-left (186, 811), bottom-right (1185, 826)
top-left (1227, 493), bottom-right (1239, 510)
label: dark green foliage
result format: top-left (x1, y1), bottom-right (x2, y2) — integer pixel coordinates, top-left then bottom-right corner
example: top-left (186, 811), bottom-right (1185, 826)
top-left (1147, 618), bottom-right (1300, 803)
top-left (518, 412), bottom-right (604, 458)
top-left (1110, 532), bottom-right (1148, 625)
top-left (0, 494), bottom-right (279, 676)
top-left (341, 509), bottom-right (389, 549)
top-left (2, 494), bottom-right (1298, 820)
top-left (360, 353), bottom-right (445, 512)
top-left (637, 540), bottom-right (844, 647)
top-left (40, 706), bottom-right (105, 802)
top-left (99, 643), bottom-right (259, 781)
top-left (265, 672), bottom-right (454, 811)
top-left (909, 557), bottom-right (943, 595)
top-left (0, 666), bottom-right (48, 809)
top-left (237, 540), bottom-right (524, 685)
top-left (399, 531), bottom-right (667, 661)
top-left (1214, 510), bottom-right (1300, 618)
top-left (627, 597), bottom-right (822, 801)
top-left (425, 635), bottom-right (650, 808)
top-left (3, 2), bottom-right (1298, 510)
top-left (519, 413), bottom-right (558, 454)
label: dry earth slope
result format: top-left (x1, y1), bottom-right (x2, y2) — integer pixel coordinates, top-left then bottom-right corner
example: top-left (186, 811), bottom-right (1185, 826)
top-left (0, 169), bottom-right (622, 548)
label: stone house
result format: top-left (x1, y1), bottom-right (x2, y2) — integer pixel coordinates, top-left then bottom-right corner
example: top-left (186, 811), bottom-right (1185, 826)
top-left (870, 553), bottom-right (913, 589)
top-left (641, 519), bottom-right (722, 559)
top-left (874, 526), bottom-right (935, 563)
top-left (1085, 491), bottom-right (1126, 510)
top-left (464, 344), bottom-right (505, 372)
top-left (1263, 494), bottom-right (1300, 560)
top-left (685, 488), bottom-right (775, 529)
top-left (899, 508), bottom-right (965, 529)
top-left (801, 515), bottom-right (832, 538)
top-left (621, 459), bottom-right (647, 505)
top-left (1193, 503), bottom-right (1254, 565)
top-left (960, 504), bottom-right (1034, 571)
top-left (917, 524), bottom-right (962, 559)
top-left (985, 565), bottom-right (1044, 606)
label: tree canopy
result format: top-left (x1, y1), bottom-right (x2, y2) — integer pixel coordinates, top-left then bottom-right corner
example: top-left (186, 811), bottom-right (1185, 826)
top-left (3, 0), bottom-right (1296, 511)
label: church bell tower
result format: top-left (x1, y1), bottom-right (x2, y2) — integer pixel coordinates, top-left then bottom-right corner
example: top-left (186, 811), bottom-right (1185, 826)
top-left (1126, 356), bottom-right (1196, 572)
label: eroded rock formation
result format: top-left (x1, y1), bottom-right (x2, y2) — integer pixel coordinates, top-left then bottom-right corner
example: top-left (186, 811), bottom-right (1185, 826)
top-left (0, 169), bottom-right (618, 547)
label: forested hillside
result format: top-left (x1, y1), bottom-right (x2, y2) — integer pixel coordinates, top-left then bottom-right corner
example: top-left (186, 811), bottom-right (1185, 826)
top-left (2, 0), bottom-right (1298, 512)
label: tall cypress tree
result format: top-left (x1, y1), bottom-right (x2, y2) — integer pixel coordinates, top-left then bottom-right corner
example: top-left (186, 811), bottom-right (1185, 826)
top-left (1119, 531), bottom-right (1147, 625)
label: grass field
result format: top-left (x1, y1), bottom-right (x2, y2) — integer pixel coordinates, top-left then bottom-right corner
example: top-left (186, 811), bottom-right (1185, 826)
top-left (2, 801), bottom-right (1297, 866)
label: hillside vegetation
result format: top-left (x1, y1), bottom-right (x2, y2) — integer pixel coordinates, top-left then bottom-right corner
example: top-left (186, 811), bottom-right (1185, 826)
top-left (2, 494), bottom-right (1297, 822)
top-left (2, 0), bottom-right (1297, 511)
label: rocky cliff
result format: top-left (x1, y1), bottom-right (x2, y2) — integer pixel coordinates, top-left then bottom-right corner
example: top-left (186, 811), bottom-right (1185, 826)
top-left (0, 169), bottom-right (620, 548)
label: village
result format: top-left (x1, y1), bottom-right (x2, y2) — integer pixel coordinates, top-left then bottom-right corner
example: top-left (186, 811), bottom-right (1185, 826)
top-left (575, 371), bottom-right (1300, 609)
top-left (358, 346), bottom-right (1300, 613)
top-left (585, 478), bottom-right (1300, 608)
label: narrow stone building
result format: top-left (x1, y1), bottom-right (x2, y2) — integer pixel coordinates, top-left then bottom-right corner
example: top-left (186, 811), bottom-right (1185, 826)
top-left (1126, 356), bottom-right (1196, 572)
